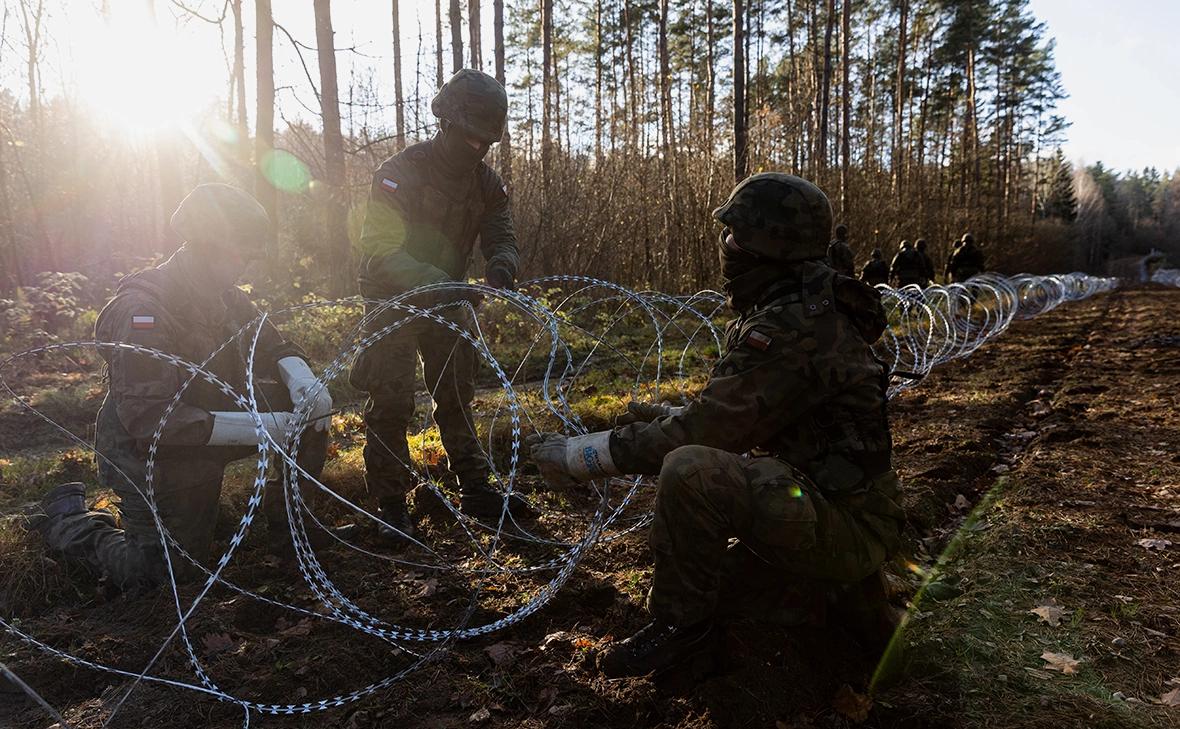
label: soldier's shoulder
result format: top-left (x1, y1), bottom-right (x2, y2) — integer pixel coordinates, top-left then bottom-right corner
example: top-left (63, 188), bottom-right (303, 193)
top-left (375, 144), bottom-right (429, 183)
top-left (475, 162), bottom-right (510, 201)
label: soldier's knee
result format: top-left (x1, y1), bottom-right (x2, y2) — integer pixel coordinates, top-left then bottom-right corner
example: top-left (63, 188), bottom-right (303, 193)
top-left (657, 445), bottom-right (716, 496)
top-left (366, 388), bottom-right (415, 426)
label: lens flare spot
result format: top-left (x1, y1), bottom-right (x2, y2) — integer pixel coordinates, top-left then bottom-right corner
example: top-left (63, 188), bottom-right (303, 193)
top-left (261, 150), bottom-right (311, 193)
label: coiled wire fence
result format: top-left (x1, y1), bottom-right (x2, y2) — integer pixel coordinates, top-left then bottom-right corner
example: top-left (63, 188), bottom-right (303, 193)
top-left (0, 271), bottom-right (1118, 726)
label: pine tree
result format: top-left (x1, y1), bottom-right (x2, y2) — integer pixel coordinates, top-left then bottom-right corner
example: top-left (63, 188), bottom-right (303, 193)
top-left (1042, 149), bottom-right (1076, 222)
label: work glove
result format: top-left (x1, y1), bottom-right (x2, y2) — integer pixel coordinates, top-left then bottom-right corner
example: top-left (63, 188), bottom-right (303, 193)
top-left (485, 262), bottom-right (516, 291)
top-left (278, 356), bottom-right (333, 432)
top-left (207, 411), bottom-right (298, 446)
top-left (526, 431), bottom-right (620, 488)
top-left (614, 400), bottom-right (685, 426)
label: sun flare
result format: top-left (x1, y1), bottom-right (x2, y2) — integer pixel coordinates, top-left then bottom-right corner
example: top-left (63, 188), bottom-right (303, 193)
top-left (71, 7), bottom-right (223, 135)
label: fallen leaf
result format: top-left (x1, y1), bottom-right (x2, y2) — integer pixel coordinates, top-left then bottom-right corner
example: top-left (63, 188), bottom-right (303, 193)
top-left (1137, 538), bottom-right (1172, 551)
top-left (548, 704), bottom-right (574, 716)
top-left (832, 684), bottom-right (872, 722)
top-left (469, 707), bottom-right (491, 723)
top-left (201, 632), bottom-right (237, 657)
top-left (1161, 687), bottom-right (1180, 707)
top-left (485, 641), bottom-right (521, 667)
top-left (1041, 651), bottom-right (1081, 674)
top-left (1029, 598), bottom-right (1066, 627)
top-left (953, 494), bottom-right (970, 510)
top-left (280, 618), bottom-right (314, 637)
top-left (415, 578), bottom-right (439, 598)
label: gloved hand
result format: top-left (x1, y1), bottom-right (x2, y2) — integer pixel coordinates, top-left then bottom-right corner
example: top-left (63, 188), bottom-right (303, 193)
top-left (207, 411), bottom-right (298, 446)
top-left (615, 400), bottom-right (685, 426)
top-left (526, 431), bottom-right (620, 488)
top-left (278, 357), bottom-right (333, 432)
top-left (485, 262), bottom-right (516, 291)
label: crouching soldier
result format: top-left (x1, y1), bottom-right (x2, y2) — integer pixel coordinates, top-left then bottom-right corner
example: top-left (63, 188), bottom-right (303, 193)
top-left (33, 183), bottom-right (347, 591)
top-left (528, 174), bottom-right (906, 678)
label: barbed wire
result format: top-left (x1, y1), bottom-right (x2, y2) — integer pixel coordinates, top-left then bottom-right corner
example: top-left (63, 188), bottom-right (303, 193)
top-left (0, 270), bottom-right (1118, 725)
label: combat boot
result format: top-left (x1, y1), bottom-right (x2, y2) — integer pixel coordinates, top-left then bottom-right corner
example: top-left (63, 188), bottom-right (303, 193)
top-left (458, 479), bottom-right (537, 523)
top-left (374, 498), bottom-right (416, 543)
top-left (829, 568), bottom-right (904, 655)
top-left (596, 619), bottom-right (716, 679)
top-left (27, 482), bottom-right (87, 535)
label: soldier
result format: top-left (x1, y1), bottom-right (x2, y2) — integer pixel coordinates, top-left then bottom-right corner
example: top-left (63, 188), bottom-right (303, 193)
top-left (860, 248), bottom-right (890, 287)
top-left (944, 238), bottom-right (963, 281)
top-left (351, 68), bottom-right (530, 540)
top-left (827, 223), bottom-right (855, 277)
top-left (889, 239), bottom-right (927, 288)
top-left (947, 233), bottom-right (986, 283)
top-left (915, 239), bottom-right (935, 285)
top-left (32, 184), bottom-right (344, 591)
top-left (528, 174), bottom-right (905, 678)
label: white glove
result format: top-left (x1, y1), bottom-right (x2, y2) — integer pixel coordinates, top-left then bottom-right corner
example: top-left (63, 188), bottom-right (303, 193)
top-left (278, 356), bottom-right (333, 432)
top-left (527, 431), bottom-right (620, 487)
top-left (615, 401), bottom-right (685, 425)
top-left (207, 411), bottom-right (297, 446)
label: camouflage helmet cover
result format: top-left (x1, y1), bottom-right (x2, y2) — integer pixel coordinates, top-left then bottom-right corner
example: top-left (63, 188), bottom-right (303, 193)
top-left (170, 183), bottom-right (270, 254)
top-left (431, 69), bottom-right (508, 143)
top-left (711, 173), bottom-right (833, 263)
top-left (961, 232), bottom-right (975, 244)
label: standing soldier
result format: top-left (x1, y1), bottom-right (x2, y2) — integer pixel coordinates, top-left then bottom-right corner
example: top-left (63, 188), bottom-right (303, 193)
top-left (32, 184), bottom-right (344, 590)
top-left (915, 239), bottom-right (935, 285)
top-left (889, 240), bottom-right (926, 288)
top-left (827, 223), bottom-right (855, 277)
top-left (944, 238), bottom-right (963, 282)
top-left (351, 69), bottom-right (530, 539)
top-left (860, 248), bottom-right (890, 287)
top-left (947, 233), bottom-right (987, 283)
top-left (528, 174), bottom-right (905, 677)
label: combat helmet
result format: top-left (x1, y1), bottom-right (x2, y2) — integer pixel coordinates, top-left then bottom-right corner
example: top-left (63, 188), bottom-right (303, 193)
top-left (431, 69), bottom-right (508, 143)
top-left (712, 173), bottom-right (833, 263)
top-left (170, 183), bottom-right (270, 255)
top-left (961, 232), bottom-right (975, 245)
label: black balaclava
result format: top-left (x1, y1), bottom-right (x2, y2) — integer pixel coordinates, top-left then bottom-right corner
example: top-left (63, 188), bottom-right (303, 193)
top-left (435, 119), bottom-right (491, 177)
top-left (717, 228), bottom-right (797, 313)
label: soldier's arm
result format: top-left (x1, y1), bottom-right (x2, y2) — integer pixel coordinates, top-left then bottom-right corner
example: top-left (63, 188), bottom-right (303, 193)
top-left (608, 318), bottom-right (825, 475)
top-left (358, 162), bottom-right (451, 290)
top-left (478, 169), bottom-right (520, 277)
top-left (95, 294), bottom-right (217, 446)
top-left (222, 288), bottom-right (307, 380)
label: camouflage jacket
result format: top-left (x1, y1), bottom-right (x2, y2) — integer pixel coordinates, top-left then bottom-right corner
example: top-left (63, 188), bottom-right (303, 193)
top-left (948, 243), bottom-right (986, 281)
top-left (889, 248), bottom-right (927, 285)
top-left (860, 259), bottom-right (889, 287)
top-left (610, 261), bottom-right (893, 497)
top-left (94, 251), bottom-right (303, 448)
top-left (827, 238), bottom-right (855, 277)
top-left (357, 138), bottom-right (519, 298)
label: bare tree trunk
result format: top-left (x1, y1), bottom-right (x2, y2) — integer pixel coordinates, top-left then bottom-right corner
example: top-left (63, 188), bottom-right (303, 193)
top-left (966, 45), bottom-right (980, 208)
top-left (594, 0), bottom-right (604, 163)
top-left (892, 0), bottom-right (907, 199)
top-left (435, 0), bottom-right (445, 86)
top-left (313, 0), bottom-right (351, 295)
top-left (468, 0), bottom-right (482, 69)
top-left (623, 0), bottom-right (639, 151)
top-left (255, 0), bottom-right (278, 253)
top-left (449, 0), bottom-right (463, 73)
top-left (541, 0), bottom-right (553, 175)
top-left (705, 0), bottom-right (716, 154)
top-left (658, 0), bottom-right (673, 157)
top-left (231, 0), bottom-right (247, 139)
top-left (818, 0), bottom-right (835, 172)
top-left (840, 0), bottom-right (851, 214)
top-left (733, 0), bottom-right (747, 182)
top-left (494, 0), bottom-right (511, 186)
top-left (392, 0), bottom-right (406, 149)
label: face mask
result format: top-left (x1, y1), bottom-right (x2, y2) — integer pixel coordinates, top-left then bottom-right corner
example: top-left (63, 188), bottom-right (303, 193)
top-left (717, 229), bottom-right (761, 287)
top-left (437, 122), bottom-right (491, 174)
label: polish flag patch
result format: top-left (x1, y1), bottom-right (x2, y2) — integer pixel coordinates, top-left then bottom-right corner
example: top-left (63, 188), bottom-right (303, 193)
top-left (380, 178), bottom-right (399, 192)
top-left (745, 329), bottom-right (773, 351)
top-left (131, 315), bottom-right (155, 330)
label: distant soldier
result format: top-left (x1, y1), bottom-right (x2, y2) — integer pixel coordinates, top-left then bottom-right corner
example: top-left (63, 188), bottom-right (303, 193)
top-left (947, 233), bottom-right (986, 283)
top-left (351, 69), bottom-right (531, 540)
top-left (889, 240), bottom-right (927, 288)
top-left (32, 184), bottom-right (346, 591)
top-left (860, 248), bottom-right (889, 287)
top-left (915, 239), bottom-right (936, 285)
top-left (827, 223), bottom-right (855, 278)
top-left (944, 238), bottom-right (963, 281)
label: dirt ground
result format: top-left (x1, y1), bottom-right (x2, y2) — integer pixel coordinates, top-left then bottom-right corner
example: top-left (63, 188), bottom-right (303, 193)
top-left (2, 286), bottom-right (1178, 728)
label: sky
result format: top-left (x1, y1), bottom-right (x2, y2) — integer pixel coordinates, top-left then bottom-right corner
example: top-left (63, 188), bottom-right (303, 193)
top-left (3, 0), bottom-right (1179, 174)
top-left (1028, 0), bottom-right (1180, 173)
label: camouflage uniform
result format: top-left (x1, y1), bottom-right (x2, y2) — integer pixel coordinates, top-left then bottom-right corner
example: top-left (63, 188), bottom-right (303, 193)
top-left (889, 242), bottom-right (927, 288)
top-left (860, 252), bottom-right (889, 287)
top-left (826, 237), bottom-right (855, 278)
top-left (609, 259), bottom-right (904, 626)
top-left (915, 240), bottom-right (936, 284)
top-left (42, 253), bottom-right (324, 589)
top-left (350, 70), bottom-right (519, 513)
top-left (947, 237), bottom-right (986, 283)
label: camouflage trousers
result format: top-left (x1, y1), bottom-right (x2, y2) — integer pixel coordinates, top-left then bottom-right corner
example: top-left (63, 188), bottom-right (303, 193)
top-left (349, 313), bottom-right (488, 509)
top-left (42, 382), bottom-right (327, 590)
top-left (648, 445), bottom-right (904, 627)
